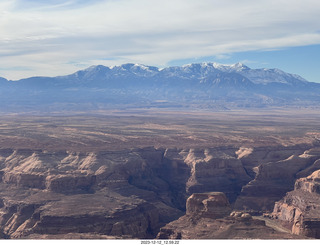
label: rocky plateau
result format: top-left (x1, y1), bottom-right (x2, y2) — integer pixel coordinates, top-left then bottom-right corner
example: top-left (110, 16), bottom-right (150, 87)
top-left (1, 143), bottom-right (320, 239)
top-left (1, 111), bottom-right (320, 239)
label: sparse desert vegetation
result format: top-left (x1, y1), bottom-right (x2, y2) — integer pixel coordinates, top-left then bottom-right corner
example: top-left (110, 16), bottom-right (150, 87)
top-left (1, 109), bottom-right (320, 151)
top-left (1, 109), bottom-right (320, 239)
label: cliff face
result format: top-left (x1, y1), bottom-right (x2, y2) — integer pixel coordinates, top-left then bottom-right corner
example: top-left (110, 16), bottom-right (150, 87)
top-left (185, 192), bottom-right (231, 218)
top-left (273, 169), bottom-right (320, 238)
top-left (0, 190), bottom-right (159, 239)
top-left (235, 148), bottom-right (320, 213)
top-left (165, 148), bottom-right (251, 203)
top-left (0, 145), bottom-right (320, 239)
top-left (0, 147), bottom-right (251, 238)
top-left (0, 148), bottom-right (171, 238)
top-left (157, 192), bottom-right (302, 239)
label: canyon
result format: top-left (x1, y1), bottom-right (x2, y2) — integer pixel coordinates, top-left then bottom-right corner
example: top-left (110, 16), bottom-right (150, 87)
top-left (0, 110), bottom-right (320, 239)
top-left (157, 192), bottom-right (302, 239)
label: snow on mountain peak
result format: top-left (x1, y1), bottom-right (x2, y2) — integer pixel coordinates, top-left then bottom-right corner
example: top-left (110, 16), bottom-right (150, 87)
top-left (231, 62), bottom-right (249, 70)
top-left (133, 63), bottom-right (149, 70)
top-left (210, 62), bottom-right (249, 72)
top-left (72, 62), bottom-right (309, 86)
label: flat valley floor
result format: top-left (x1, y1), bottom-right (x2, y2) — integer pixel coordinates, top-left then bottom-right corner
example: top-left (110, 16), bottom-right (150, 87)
top-left (1, 108), bottom-right (320, 151)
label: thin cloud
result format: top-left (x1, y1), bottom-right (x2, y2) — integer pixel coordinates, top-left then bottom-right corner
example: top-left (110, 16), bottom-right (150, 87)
top-left (1, 0), bottom-right (320, 79)
top-left (12, 0), bottom-right (107, 11)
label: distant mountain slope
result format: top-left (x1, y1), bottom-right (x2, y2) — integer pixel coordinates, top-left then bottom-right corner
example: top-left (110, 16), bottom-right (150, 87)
top-left (0, 77), bottom-right (8, 86)
top-left (1, 63), bottom-right (320, 112)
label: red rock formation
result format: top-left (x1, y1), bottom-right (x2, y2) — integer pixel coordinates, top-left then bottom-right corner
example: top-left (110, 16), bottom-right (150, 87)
top-left (186, 192), bottom-right (231, 218)
top-left (273, 169), bottom-right (320, 238)
top-left (0, 148), bottom-right (187, 238)
top-left (157, 192), bottom-right (302, 239)
top-left (0, 188), bottom-right (160, 239)
top-left (235, 152), bottom-right (320, 213)
top-left (45, 174), bottom-right (96, 193)
top-left (3, 172), bottom-right (46, 189)
top-left (0, 146), bottom-right (319, 239)
top-left (179, 148), bottom-right (251, 203)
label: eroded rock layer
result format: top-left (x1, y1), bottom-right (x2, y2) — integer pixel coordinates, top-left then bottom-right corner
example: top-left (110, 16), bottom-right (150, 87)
top-left (0, 145), bottom-right (320, 239)
top-left (0, 147), bottom-right (251, 238)
top-left (157, 192), bottom-right (302, 239)
top-left (235, 147), bottom-right (320, 213)
top-left (273, 169), bottom-right (320, 238)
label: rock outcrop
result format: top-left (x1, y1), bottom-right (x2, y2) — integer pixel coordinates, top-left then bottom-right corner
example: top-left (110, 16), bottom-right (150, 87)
top-left (157, 192), bottom-right (302, 239)
top-left (1, 145), bottom-right (320, 239)
top-left (186, 192), bottom-right (231, 218)
top-left (0, 148), bottom-right (182, 238)
top-left (170, 148), bottom-right (251, 203)
top-left (0, 187), bottom-right (159, 239)
top-left (0, 147), bottom-right (250, 238)
top-left (235, 149), bottom-right (320, 213)
top-left (273, 169), bottom-right (320, 238)
top-left (237, 146), bottom-right (306, 178)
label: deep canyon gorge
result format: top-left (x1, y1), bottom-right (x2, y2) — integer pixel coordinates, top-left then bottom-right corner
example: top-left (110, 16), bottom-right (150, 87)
top-left (1, 110), bottom-right (320, 239)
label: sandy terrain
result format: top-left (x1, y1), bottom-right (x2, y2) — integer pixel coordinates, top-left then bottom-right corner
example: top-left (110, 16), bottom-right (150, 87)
top-left (0, 108), bottom-right (320, 151)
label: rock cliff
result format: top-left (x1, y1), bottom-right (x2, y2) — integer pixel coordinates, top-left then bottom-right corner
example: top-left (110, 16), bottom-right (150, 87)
top-left (185, 192), bottom-right (231, 218)
top-left (1, 145), bottom-right (320, 238)
top-left (0, 148), bottom-right (176, 238)
top-left (157, 192), bottom-right (302, 239)
top-left (161, 147), bottom-right (252, 204)
top-left (0, 187), bottom-right (159, 239)
top-left (235, 148), bottom-right (320, 213)
top-left (0, 147), bottom-right (251, 238)
top-left (273, 169), bottom-right (320, 238)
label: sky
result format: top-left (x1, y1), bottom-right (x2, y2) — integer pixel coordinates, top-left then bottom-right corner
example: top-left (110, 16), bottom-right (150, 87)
top-left (1, 0), bottom-right (320, 82)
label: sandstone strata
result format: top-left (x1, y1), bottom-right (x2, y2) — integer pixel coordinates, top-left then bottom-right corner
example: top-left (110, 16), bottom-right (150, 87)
top-left (0, 187), bottom-right (159, 239)
top-left (0, 148), bottom-right (181, 238)
top-left (235, 148), bottom-right (320, 212)
top-left (0, 147), bottom-right (251, 238)
top-left (1, 145), bottom-right (320, 238)
top-left (157, 192), bottom-right (302, 239)
top-left (170, 148), bottom-right (251, 203)
top-left (186, 192), bottom-right (231, 218)
top-left (273, 169), bottom-right (320, 238)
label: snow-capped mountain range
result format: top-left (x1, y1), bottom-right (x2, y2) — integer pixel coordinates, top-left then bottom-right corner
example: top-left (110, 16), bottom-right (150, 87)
top-left (64, 62), bottom-right (309, 85)
top-left (0, 63), bottom-right (319, 112)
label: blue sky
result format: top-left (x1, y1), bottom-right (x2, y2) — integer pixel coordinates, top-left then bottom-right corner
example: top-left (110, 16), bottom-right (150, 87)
top-left (169, 45), bottom-right (320, 83)
top-left (1, 0), bottom-right (320, 82)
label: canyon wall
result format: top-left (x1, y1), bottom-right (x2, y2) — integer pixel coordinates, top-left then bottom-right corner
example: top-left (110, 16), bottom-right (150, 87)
top-left (157, 192), bottom-right (301, 239)
top-left (235, 147), bottom-right (320, 213)
top-left (0, 145), bottom-right (320, 238)
top-left (273, 169), bottom-right (320, 238)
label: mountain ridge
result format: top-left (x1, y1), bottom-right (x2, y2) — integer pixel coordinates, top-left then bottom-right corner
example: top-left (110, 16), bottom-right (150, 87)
top-left (1, 62), bottom-right (320, 112)
top-left (1, 62), bottom-right (310, 83)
